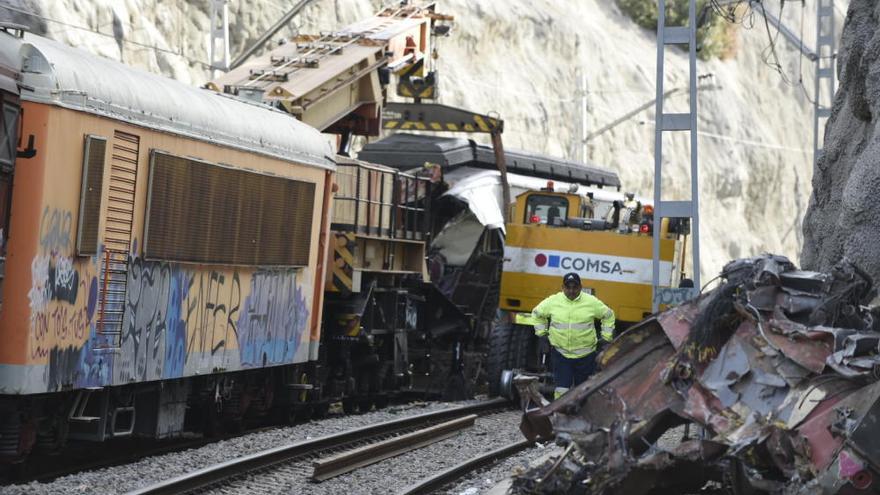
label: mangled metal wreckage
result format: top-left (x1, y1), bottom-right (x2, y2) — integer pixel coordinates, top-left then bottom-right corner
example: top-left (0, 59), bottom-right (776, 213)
top-left (516, 255), bottom-right (880, 494)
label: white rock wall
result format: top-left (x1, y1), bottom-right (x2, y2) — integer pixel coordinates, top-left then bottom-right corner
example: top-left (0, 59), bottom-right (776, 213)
top-left (2, 0), bottom-right (845, 280)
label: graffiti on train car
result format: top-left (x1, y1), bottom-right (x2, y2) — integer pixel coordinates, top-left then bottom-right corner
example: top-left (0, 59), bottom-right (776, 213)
top-left (29, 208), bottom-right (98, 364)
top-left (117, 258), bottom-right (181, 383)
top-left (183, 269), bottom-right (241, 366)
top-left (26, 210), bottom-right (315, 392)
top-left (118, 258), bottom-right (243, 382)
top-left (38, 206), bottom-right (72, 253)
top-left (238, 270), bottom-right (309, 367)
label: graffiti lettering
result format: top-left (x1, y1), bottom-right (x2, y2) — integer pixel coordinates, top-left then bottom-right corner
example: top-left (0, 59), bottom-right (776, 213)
top-left (653, 287), bottom-right (698, 306)
top-left (185, 270), bottom-right (241, 363)
top-left (28, 255), bottom-right (50, 317)
top-left (118, 257), bottom-right (174, 382)
top-left (28, 244), bottom-right (312, 391)
top-left (29, 243), bottom-right (93, 362)
top-left (238, 270), bottom-right (308, 367)
top-left (46, 346), bottom-right (81, 391)
top-left (39, 206), bottom-right (72, 254)
top-left (48, 255), bottom-right (79, 304)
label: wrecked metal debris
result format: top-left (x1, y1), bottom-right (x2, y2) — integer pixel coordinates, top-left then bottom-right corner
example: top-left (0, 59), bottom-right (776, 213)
top-left (514, 254), bottom-right (880, 494)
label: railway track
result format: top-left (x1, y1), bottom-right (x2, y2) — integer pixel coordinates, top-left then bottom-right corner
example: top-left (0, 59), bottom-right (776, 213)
top-left (127, 398), bottom-right (516, 495)
top-left (398, 438), bottom-right (533, 494)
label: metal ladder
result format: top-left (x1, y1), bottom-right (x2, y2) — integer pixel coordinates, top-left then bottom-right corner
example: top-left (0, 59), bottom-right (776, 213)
top-left (813, 0), bottom-right (836, 168)
top-left (96, 131), bottom-right (139, 348)
top-left (652, 0), bottom-right (700, 312)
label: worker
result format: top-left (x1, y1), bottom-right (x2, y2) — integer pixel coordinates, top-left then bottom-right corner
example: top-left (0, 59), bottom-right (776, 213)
top-left (532, 272), bottom-right (615, 399)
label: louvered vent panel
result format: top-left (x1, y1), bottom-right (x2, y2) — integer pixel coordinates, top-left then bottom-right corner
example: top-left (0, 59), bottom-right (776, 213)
top-left (145, 151), bottom-right (315, 266)
top-left (76, 135), bottom-right (107, 256)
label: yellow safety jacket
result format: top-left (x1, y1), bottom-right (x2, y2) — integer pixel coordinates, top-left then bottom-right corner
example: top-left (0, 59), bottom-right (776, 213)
top-left (532, 292), bottom-right (615, 359)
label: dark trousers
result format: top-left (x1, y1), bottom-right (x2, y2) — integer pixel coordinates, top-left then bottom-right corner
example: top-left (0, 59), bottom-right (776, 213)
top-left (550, 347), bottom-right (597, 389)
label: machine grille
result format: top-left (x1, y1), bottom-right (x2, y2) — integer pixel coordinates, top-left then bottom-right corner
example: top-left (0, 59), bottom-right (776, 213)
top-left (145, 151), bottom-right (315, 266)
top-left (76, 135), bottom-right (107, 256)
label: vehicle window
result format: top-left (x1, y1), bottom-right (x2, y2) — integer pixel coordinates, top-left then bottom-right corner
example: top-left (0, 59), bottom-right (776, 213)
top-left (0, 102), bottom-right (17, 169)
top-left (525, 194), bottom-right (568, 224)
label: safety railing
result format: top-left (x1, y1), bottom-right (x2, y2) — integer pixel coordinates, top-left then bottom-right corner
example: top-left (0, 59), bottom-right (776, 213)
top-left (332, 160), bottom-right (431, 241)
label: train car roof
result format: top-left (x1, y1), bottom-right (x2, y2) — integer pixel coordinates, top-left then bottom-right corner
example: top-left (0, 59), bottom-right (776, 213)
top-left (0, 29), bottom-right (21, 94)
top-left (357, 133), bottom-right (621, 189)
top-left (15, 34), bottom-right (334, 170)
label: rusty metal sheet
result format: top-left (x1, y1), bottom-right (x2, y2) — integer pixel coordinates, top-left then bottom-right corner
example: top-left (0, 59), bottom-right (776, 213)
top-left (522, 326), bottom-right (675, 442)
top-left (655, 303), bottom-right (698, 350)
top-left (765, 318), bottom-right (833, 374)
top-left (513, 255), bottom-right (880, 494)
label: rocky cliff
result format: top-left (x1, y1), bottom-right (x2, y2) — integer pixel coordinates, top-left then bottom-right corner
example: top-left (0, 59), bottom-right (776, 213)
top-left (802, 1), bottom-right (880, 281)
top-left (2, 0), bottom-right (840, 280)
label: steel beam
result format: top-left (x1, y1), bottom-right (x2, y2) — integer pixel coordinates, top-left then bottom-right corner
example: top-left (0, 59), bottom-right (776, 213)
top-left (229, 0), bottom-right (313, 70)
top-left (652, 0), bottom-right (701, 312)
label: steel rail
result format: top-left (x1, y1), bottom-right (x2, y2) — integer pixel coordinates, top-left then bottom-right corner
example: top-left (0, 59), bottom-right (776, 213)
top-left (312, 414), bottom-right (477, 481)
top-left (397, 439), bottom-right (534, 495)
top-left (127, 398), bottom-right (509, 495)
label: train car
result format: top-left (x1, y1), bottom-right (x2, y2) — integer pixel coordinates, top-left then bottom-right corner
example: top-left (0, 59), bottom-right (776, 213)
top-left (0, 27), bottom-right (336, 459)
top-left (317, 156), bottom-right (475, 412)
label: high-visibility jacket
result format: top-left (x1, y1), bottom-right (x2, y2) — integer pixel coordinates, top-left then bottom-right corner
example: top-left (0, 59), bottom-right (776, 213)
top-left (532, 292), bottom-right (615, 359)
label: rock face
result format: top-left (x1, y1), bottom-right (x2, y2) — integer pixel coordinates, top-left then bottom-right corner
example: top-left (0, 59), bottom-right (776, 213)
top-left (3, 0), bottom-right (834, 280)
top-left (802, 1), bottom-right (880, 280)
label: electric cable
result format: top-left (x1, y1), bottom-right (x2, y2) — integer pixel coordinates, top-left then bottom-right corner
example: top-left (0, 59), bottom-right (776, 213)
top-left (0, 3), bottom-right (211, 68)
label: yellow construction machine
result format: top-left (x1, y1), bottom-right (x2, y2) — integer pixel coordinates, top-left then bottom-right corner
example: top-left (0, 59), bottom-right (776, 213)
top-left (489, 183), bottom-right (689, 396)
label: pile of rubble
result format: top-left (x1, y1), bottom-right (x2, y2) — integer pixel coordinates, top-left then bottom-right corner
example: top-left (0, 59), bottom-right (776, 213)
top-left (513, 255), bottom-right (880, 494)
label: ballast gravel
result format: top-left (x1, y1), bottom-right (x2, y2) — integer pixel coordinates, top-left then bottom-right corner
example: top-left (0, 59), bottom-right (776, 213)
top-left (440, 443), bottom-right (551, 495)
top-left (202, 409), bottom-right (525, 495)
top-left (442, 423), bottom-right (694, 495)
top-left (0, 399), bottom-right (508, 495)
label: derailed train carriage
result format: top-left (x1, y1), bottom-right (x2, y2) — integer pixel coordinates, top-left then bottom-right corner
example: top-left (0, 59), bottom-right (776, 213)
top-left (0, 27), bottom-right (341, 456)
top-left (318, 156), bottom-right (477, 412)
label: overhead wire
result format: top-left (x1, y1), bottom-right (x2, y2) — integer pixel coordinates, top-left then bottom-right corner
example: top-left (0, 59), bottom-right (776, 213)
top-left (757, 0), bottom-right (795, 84)
top-left (711, 1), bottom-right (823, 103)
top-left (0, 3), bottom-right (212, 68)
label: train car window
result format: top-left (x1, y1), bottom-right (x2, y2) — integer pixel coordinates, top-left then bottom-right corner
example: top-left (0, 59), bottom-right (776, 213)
top-left (144, 150), bottom-right (315, 266)
top-left (77, 135), bottom-right (108, 256)
top-left (525, 194), bottom-right (569, 224)
top-left (0, 101), bottom-right (17, 169)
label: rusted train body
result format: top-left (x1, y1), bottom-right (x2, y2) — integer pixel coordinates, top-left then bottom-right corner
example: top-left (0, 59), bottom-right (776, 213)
top-left (0, 29), bottom-right (349, 457)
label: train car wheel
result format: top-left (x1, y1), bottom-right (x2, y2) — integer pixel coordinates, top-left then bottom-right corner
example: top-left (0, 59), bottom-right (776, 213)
top-left (342, 398), bottom-right (357, 415)
top-left (373, 395), bottom-right (389, 410)
top-left (312, 401), bottom-right (330, 419)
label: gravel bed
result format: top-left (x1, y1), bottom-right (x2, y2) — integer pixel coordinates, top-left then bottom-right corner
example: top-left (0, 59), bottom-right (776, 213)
top-left (0, 399), bottom-right (487, 495)
top-left (441, 424), bottom-right (693, 494)
top-left (203, 410), bottom-right (524, 495)
top-left (440, 442), bottom-right (556, 495)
